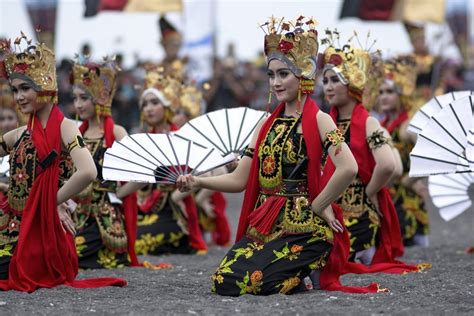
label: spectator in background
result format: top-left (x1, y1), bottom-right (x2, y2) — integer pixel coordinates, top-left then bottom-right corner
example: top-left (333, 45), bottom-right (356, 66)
top-left (203, 57), bottom-right (249, 112)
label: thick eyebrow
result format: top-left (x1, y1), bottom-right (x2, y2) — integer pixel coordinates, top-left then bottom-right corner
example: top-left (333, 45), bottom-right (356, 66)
top-left (268, 67), bottom-right (290, 73)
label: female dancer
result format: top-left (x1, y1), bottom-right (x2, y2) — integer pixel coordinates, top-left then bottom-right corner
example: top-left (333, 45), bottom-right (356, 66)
top-left (178, 17), bottom-right (362, 296)
top-left (378, 56), bottom-right (429, 246)
top-left (0, 36), bottom-right (124, 291)
top-left (320, 33), bottom-right (405, 265)
top-left (135, 67), bottom-right (207, 255)
top-left (71, 58), bottom-right (142, 268)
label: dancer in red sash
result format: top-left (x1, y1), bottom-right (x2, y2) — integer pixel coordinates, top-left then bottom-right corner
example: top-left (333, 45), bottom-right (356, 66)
top-left (176, 17), bottom-right (400, 295)
top-left (0, 36), bottom-right (125, 292)
top-left (320, 31), bottom-right (430, 272)
top-left (135, 66), bottom-right (207, 255)
top-left (378, 56), bottom-right (430, 247)
top-left (71, 57), bottom-right (143, 268)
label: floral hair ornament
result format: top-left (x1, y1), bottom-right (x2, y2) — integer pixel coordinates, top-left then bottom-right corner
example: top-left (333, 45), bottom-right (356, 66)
top-left (0, 31), bottom-right (58, 104)
top-left (261, 16), bottom-right (320, 110)
top-left (71, 56), bottom-right (120, 117)
top-left (320, 29), bottom-right (375, 102)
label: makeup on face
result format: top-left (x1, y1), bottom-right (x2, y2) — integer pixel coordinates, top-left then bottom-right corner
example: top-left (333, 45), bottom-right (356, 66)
top-left (267, 59), bottom-right (299, 103)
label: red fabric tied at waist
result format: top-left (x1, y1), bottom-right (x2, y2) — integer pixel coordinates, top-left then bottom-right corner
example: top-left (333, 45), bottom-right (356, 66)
top-left (138, 189), bottom-right (161, 213)
top-left (248, 195), bottom-right (287, 236)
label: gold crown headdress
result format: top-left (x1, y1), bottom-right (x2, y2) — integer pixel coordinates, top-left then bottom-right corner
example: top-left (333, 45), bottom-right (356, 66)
top-left (179, 83), bottom-right (202, 119)
top-left (363, 50), bottom-right (384, 110)
top-left (320, 29), bottom-right (374, 101)
top-left (0, 32), bottom-right (58, 104)
top-left (383, 54), bottom-right (417, 111)
top-left (143, 64), bottom-right (182, 110)
top-left (71, 56), bottom-right (119, 117)
top-left (262, 16), bottom-right (319, 94)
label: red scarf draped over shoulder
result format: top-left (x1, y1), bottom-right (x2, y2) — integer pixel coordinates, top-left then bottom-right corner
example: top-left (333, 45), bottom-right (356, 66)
top-left (0, 106), bottom-right (125, 292)
top-left (325, 103), bottom-right (421, 273)
top-left (381, 111), bottom-right (408, 134)
top-left (236, 97), bottom-right (379, 293)
top-left (145, 123), bottom-right (207, 251)
top-left (79, 116), bottom-right (141, 266)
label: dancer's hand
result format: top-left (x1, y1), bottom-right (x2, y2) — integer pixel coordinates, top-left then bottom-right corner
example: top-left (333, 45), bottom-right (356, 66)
top-left (176, 174), bottom-right (200, 192)
top-left (58, 202), bottom-right (76, 236)
top-left (319, 205), bottom-right (344, 233)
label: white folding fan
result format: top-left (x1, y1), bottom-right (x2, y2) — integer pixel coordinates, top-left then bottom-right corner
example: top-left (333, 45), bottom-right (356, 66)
top-left (408, 90), bottom-right (473, 134)
top-left (409, 95), bottom-right (474, 177)
top-left (0, 156), bottom-right (9, 177)
top-left (174, 107), bottom-right (269, 156)
top-left (102, 133), bottom-right (236, 184)
top-left (428, 173), bottom-right (474, 221)
top-left (468, 128), bottom-right (474, 170)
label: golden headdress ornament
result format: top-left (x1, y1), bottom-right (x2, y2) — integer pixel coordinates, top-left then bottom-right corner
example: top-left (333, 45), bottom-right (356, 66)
top-left (320, 29), bottom-right (374, 101)
top-left (71, 56), bottom-right (119, 117)
top-left (179, 83), bottom-right (202, 119)
top-left (363, 50), bottom-right (384, 110)
top-left (143, 64), bottom-right (182, 110)
top-left (383, 54), bottom-right (417, 111)
top-left (0, 32), bottom-right (58, 104)
top-left (262, 16), bottom-right (319, 93)
top-left (383, 55), bottom-right (417, 97)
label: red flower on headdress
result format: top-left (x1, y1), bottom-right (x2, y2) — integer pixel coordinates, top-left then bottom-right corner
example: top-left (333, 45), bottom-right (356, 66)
top-left (278, 40), bottom-right (294, 54)
top-left (83, 77), bottom-right (92, 86)
top-left (13, 63), bottom-right (28, 74)
top-left (329, 54), bottom-right (343, 66)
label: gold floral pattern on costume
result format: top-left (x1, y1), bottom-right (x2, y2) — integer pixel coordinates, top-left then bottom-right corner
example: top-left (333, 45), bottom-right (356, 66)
top-left (0, 244), bottom-right (13, 257)
top-left (97, 248), bottom-right (125, 269)
top-left (75, 236), bottom-right (87, 257)
top-left (276, 271), bottom-right (301, 294)
top-left (236, 270), bottom-right (263, 295)
top-left (135, 233), bottom-right (165, 255)
top-left (272, 243), bottom-right (303, 263)
top-left (138, 214), bottom-right (159, 226)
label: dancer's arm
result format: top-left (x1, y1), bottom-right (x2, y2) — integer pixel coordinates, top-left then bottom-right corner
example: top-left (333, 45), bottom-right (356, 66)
top-left (311, 112), bottom-right (357, 232)
top-left (177, 120), bottom-right (266, 193)
top-left (57, 119), bottom-right (97, 205)
top-left (365, 117), bottom-right (395, 208)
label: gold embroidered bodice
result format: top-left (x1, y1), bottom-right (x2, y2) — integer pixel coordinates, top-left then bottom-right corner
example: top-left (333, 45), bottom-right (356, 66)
top-left (0, 130), bottom-right (72, 247)
top-left (332, 119), bottom-right (380, 225)
top-left (247, 116), bottom-right (333, 243)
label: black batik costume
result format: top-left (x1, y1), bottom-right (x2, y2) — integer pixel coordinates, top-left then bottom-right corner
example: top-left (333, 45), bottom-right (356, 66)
top-left (73, 137), bottom-right (129, 269)
top-left (135, 184), bottom-right (196, 255)
top-left (212, 115), bottom-right (333, 296)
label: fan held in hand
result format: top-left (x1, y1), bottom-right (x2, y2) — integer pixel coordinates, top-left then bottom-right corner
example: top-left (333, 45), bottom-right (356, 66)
top-left (102, 133), bottom-right (236, 184)
top-left (174, 107), bottom-right (269, 156)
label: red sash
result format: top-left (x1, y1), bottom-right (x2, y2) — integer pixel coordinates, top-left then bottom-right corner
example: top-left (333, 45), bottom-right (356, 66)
top-left (0, 106), bottom-right (125, 292)
top-left (381, 111), bottom-right (408, 134)
top-left (210, 192), bottom-right (230, 246)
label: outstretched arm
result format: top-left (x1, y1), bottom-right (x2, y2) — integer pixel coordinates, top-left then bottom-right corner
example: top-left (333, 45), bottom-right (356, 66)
top-left (177, 119), bottom-right (266, 193)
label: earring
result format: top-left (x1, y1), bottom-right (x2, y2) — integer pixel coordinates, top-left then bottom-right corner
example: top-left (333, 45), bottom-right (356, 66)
top-left (266, 89), bottom-right (273, 112)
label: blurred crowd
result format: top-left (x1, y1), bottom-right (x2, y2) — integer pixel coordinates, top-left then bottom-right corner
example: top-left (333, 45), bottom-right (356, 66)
top-left (2, 19), bottom-right (473, 135)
